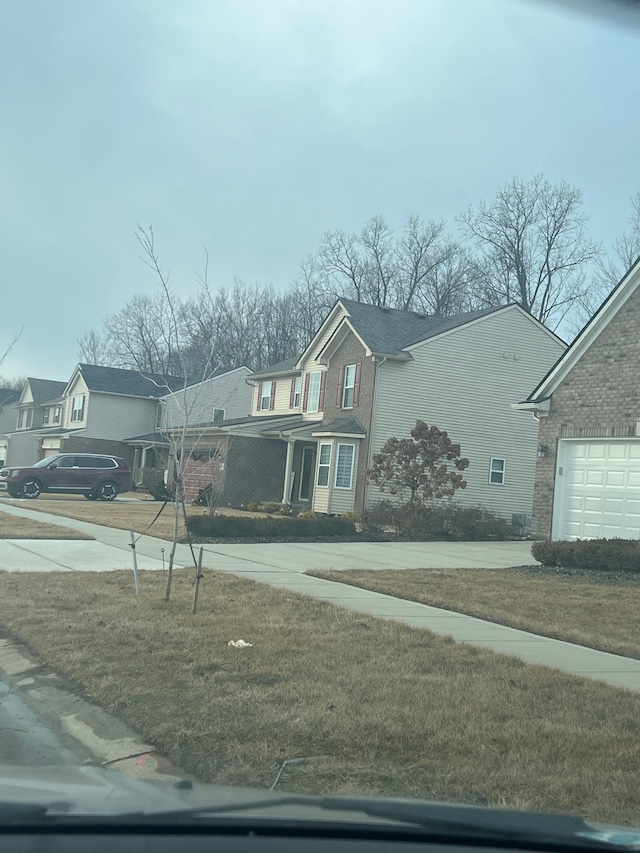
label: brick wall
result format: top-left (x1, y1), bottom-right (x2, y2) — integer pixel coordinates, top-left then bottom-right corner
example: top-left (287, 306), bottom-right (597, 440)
top-left (532, 283), bottom-right (640, 537)
top-left (322, 332), bottom-right (375, 514)
top-left (222, 436), bottom-right (286, 507)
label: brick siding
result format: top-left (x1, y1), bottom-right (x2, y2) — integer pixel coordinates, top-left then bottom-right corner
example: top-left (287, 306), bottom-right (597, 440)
top-left (532, 283), bottom-right (640, 537)
top-left (222, 436), bottom-right (286, 507)
top-left (321, 332), bottom-right (375, 514)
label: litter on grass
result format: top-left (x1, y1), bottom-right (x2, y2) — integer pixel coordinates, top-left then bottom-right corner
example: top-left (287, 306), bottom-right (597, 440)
top-left (228, 639), bottom-right (253, 648)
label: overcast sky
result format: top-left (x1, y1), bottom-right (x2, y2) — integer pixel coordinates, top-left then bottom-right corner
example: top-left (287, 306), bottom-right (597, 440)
top-left (1, 0), bottom-right (639, 382)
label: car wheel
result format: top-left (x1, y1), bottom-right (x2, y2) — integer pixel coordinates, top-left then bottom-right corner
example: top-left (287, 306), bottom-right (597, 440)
top-left (96, 481), bottom-right (119, 502)
top-left (83, 493), bottom-right (98, 501)
top-left (7, 487), bottom-right (20, 498)
top-left (21, 477), bottom-right (43, 499)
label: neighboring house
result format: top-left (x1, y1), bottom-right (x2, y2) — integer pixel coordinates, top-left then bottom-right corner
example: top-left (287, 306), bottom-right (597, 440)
top-left (125, 365), bottom-right (252, 493)
top-left (200, 298), bottom-right (566, 520)
top-left (4, 365), bottom-right (183, 468)
top-left (3, 378), bottom-right (68, 466)
top-left (516, 259), bottom-right (640, 541)
top-left (0, 388), bottom-right (21, 466)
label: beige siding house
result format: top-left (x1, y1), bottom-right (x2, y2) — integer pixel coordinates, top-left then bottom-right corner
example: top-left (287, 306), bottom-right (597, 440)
top-left (212, 298), bottom-right (566, 523)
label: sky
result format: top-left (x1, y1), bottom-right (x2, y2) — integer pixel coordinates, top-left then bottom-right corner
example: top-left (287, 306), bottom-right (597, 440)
top-left (1, 0), bottom-right (639, 382)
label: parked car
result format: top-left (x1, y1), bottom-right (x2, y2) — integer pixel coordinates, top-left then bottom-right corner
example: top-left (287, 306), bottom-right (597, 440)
top-left (0, 453), bottom-right (133, 501)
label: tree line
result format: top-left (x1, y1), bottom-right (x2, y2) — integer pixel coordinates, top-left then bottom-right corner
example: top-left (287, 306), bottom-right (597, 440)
top-left (78, 175), bottom-right (640, 377)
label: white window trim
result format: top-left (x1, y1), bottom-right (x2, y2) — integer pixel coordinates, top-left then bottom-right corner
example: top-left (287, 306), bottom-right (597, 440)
top-left (334, 443), bottom-right (355, 490)
top-left (52, 406), bottom-right (61, 425)
top-left (71, 394), bottom-right (85, 423)
top-left (43, 408), bottom-right (50, 425)
top-left (307, 372), bottom-right (321, 414)
top-left (316, 442), bottom-right (332, 488)
top-left (489, 457), bottom-right (506, 486)
top-left (342, 364), bottom-right (356, 410)
top-left (260, 381), bottom-right (272, 411)
top-left (293, 376), bottom-right (301, 409)
top-left (213, 407), bottom-right (225, 423)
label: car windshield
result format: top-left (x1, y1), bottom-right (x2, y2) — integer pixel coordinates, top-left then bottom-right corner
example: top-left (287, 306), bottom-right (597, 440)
top-left (1, 0), bottom-right (640, 838)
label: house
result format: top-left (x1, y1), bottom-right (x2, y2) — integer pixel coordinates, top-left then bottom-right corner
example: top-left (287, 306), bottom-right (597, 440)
top-left (125, 365), bottom-right (252, 493)
top-left (515, 259), bottom-right (640, 541)
top-left (3, 378), bottom-right (68, 466)
top-left (3, 365), bottom-right (183, 468)
top-left (0, 388), bottom-right (21, 466)
top-left (202, 298), bottom-right (566, 521)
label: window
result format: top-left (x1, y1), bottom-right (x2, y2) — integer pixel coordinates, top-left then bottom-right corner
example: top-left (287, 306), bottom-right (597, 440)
top-left (17, 410), bottom-right (24, 429)
top-left (55, 456), bottom-right (77, 468)
top-left (489, 457), bottom-right (505, 485)
top-left (342, 365), bottom-right (356, 408)
top-left (213, 408), bottom-right (225, 423)
top-left (291, 376), bottom-right (302, 409)
top-left (52, 406), bottom-right (61, 425)
top-left (156, 401), bottom-right (165, 429)
top-left (316, 443), bottom-right (331, 487)
top-left (260, 381), bottom-right (272, 411)
top-left (43, 407), bottom-right (50, 425)
top-left (307, 372), bottom-right (321, 413)
top-left (71, 394), bottom-right (85, 422)
top-left (26, 408), bottom-right (33, 428)
top-left (335, 443), bottom-right (355, 489)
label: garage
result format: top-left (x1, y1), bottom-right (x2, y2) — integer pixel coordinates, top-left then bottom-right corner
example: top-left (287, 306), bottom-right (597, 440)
top-left (553, 440), bottom-right (640, 540)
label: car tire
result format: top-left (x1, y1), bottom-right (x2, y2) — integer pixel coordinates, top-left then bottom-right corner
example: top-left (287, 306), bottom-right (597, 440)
top-left (7, 487), bottom-right (20, 498)
top-left (83, 493), bottom-right (98, 501)
top-left (21, 477), bottom-right (43, 499)
top-left (96, 481), bottom-right (119, 502)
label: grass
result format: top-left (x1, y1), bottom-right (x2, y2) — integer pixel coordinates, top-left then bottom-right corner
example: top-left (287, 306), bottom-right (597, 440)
top-left (0, 496), bottom-right (197, 541)
top-left (308, 567), bottom-right (640, 660)
top-left (0, 508), bottom-right (94, 540)
top-left (0, 569), bottom-right (639, 825)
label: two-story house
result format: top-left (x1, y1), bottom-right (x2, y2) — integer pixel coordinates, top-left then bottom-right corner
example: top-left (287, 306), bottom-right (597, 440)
top-left (125, 365), bottom-right (253, 494)
top-left (202, 299), bottom-right (566, 522)
top-left (4, 365), bottom-right (184, 468)
top-left (0, 388), bottom-right (22, 466)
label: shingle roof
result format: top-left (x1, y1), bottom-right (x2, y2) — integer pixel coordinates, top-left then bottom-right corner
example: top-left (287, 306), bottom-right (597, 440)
top-left (78, 364), bottom-right (184, 397)
top-left (339, 299), bottom-right (506, 356)
top-left (315, 417), bottom-right (367, 435)
top-left (26, 379), bottom-right (67, 406)
top-left (250, 356), bottom-right (299, 377)
top-left (0, 389), bottom-right (20, 406)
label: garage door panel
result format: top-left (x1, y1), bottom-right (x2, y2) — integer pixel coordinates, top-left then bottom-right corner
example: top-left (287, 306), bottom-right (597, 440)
top-left (555, 441), bottom-right (640, 540)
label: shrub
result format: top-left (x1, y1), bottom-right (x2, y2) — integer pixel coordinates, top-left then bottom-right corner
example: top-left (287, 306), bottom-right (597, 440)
top-left (246, 501), bottom-right (259, 513)
top-left (186, 514), bottom-right (357, 539)
top-left (394, 502), bottom-right (513, 541)
top-left (361, 500), bottom-right (397, 533)
top-left (296, 509), bottom-right (317, 519)
top-left (340, 511), bottom-right (360, 524)
top-left (259, 501), bottom-right (282, 514)
top-left (532, 539), bottom-right (640, 573)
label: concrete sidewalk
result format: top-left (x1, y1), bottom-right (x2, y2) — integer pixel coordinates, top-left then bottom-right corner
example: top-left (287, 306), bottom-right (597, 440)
top-left (1, 501), bottom-right (640, 693)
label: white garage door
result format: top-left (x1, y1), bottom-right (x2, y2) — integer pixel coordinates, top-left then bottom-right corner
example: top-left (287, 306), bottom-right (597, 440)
top-left (554, 440), bottom-right (640, 540)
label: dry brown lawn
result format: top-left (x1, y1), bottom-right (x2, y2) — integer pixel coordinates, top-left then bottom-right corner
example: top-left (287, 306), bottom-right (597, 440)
top-left (1, 496), bottom-right (197, 540)
top-left (308, 568), bottom-right (640, 660)
top-left (0, 568), bottom-right (639, 825)
top-left (0, 508), bottom-right (93, 539)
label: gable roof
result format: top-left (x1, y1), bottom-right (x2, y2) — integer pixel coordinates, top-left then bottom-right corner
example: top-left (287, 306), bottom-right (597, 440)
top-left (72, 364), bottom-right (185, 398)
top-left (22, 379), bottom-right (67, 406)
top-left (338, 300), bottom-right (507, 357)
top-left (251, 356), bottom-right (300, 378)
top-left (524, 256), bottom-right (640, 404)
top-left (0, 389), bottom-right (20, 407)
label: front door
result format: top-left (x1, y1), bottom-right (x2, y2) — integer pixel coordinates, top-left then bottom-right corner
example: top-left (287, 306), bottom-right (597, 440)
top-left (299, 446), bottom-right (315, 501)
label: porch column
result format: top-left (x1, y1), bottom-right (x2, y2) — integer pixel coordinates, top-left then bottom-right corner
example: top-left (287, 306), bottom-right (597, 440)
top-left (282, 439), bottom-right (295, 505)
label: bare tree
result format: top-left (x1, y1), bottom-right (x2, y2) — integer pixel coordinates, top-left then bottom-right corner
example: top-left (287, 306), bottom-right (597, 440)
top-left (457, 175), bottom-right (599, 329)
top-left (77, 328), bottom-right (110, 366)
top-left (565, 190), bottom-right (640, 336)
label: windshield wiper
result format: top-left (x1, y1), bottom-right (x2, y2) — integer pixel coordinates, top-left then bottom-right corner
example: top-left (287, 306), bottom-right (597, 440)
top-left (108, 795), bottom-right (637, 849)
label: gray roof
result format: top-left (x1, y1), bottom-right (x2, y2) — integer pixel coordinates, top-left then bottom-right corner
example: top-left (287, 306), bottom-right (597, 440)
top-left (339, 299), bottom-right (506, 356)
top-left (0, 389), bottom-right (20, 406)
top-left (78, 364), bottom-right (184, 397)
top-left (315, 416), bottom-right (367, 435)
top-left (25, 379), bottom-right (67, 406)
top-left (250, 356), bottom-right (299, 378)
top-left (124, 432), bottom-right (170, 444)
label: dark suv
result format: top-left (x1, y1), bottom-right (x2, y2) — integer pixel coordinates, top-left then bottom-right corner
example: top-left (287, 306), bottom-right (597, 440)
top-left (0, 454), bottom-right (133, 501)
